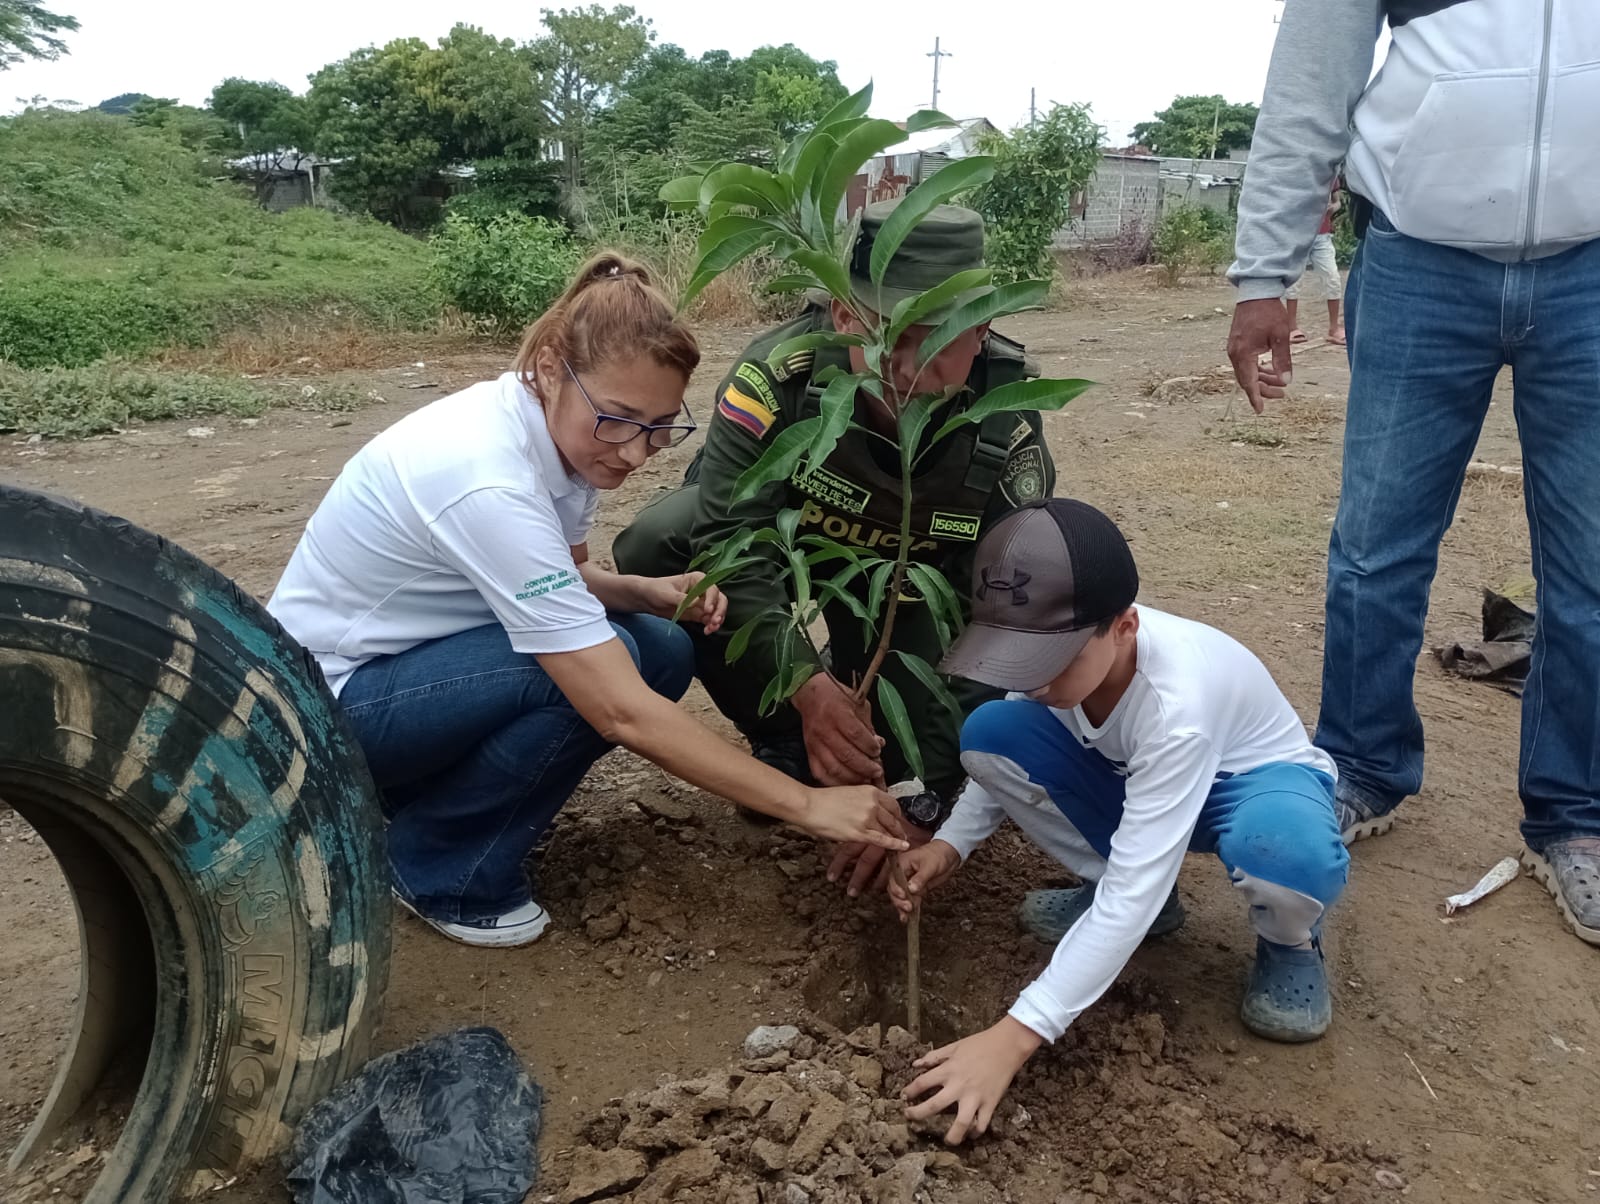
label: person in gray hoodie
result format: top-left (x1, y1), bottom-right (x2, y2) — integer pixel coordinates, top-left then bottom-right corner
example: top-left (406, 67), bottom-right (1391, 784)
top-left (1226, 0), bottom-right (1600, 949)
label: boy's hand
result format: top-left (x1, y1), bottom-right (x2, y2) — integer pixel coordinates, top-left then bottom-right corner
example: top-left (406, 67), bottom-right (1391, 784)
top-left (903, 1017), bottom-right (1043, 1145)
top-left (887, 840), bottom-right (961, 919)
top-left (827, 823), bottom-right (932, 898)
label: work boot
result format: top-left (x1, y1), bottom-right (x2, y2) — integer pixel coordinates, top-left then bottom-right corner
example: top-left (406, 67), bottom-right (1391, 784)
top-left (1335, 782), bottom-right (1398, 846)
top-left (1241, 935), bottom-right (1331, 1042)
top-left (1520, 838), bottom-right (1600, 948)
top-left (1018, 881), bottom-right (1186, 944)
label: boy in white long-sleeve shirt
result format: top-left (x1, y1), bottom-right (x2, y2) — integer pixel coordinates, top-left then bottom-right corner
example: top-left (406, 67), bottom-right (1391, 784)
top-left (891, 499), bottom-right (1348, 1144)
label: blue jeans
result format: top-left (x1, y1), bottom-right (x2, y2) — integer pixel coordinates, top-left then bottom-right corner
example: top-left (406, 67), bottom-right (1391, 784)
top-left (339, 615), bottom-right (693, 923)
top-left (960, 701), bottom-right (1349, 939)
top-left (1322, 209), bottom-right (1600, 848)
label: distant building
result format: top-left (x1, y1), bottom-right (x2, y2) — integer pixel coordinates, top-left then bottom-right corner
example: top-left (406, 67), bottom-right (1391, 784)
top-left (226, 151), bottom-right (334, 212)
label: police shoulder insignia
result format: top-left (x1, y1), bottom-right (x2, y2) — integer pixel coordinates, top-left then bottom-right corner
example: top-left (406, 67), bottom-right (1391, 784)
top-left (999, 444), bottom-right (1048, 506)
top-left (734, 363), bottom-right (781, 413)
top-left (718, 379), bottom-right (778, 439)
top-left (771, 349), bottom-right (815, 383)
top-left (1008, 419), bottom-right (1032, 451)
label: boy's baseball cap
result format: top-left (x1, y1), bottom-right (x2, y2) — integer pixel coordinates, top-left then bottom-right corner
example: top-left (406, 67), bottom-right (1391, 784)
top-left (939, 499), bottom-right (1138, 692)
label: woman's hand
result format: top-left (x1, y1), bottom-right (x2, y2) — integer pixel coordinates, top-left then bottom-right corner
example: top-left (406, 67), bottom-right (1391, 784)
top-left (797, 785), bottom-right (909, 851)
top-left (645, 572), bottom-right (727, 633)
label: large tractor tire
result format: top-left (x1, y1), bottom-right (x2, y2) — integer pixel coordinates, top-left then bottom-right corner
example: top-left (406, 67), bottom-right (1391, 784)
top-left (0, 481), bottom-right (390, 1200)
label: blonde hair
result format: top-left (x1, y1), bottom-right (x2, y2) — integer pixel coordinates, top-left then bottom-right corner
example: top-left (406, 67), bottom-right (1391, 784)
top-left (515, 251), bottom-right (700, 393)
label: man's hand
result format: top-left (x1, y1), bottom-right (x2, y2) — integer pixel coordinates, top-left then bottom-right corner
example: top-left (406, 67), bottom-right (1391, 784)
top-left (794, 673), bottom-right (885, 787)
top-left (886, 839), bottom-right (961, 918)
top-left (648, 572), bottom-right (727, 633)
top-left (1226, 298), bottom-right (1294, 413)
top-left (797, 785), bottom-right (909, 851)
top-left (827, 823), bottom-right (933, 898)
top-left (903, 1017), bottom-right (1043, 1145)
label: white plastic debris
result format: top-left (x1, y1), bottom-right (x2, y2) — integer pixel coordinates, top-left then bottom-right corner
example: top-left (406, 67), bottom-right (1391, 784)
top-left (185, 427), bottom-right (215, 438)
top-left (1444, 856), bottom-right (1521, 915)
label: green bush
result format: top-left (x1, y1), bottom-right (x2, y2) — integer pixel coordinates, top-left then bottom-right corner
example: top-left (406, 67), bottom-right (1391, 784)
top-left (0, 109), bottom-right (441, 367)
top-left (430, 212), bottom-right (581, 334)
top-left (1153, 205), bottom-right (1234, 284)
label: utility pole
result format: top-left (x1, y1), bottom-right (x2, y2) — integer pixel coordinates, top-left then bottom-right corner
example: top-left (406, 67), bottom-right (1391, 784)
top-left (1030, 87), bottom-right (1037, 129)
top-left (1208, 99), bottom-right (1222, 160)
top-left (928, 37), bottom-right (952, 110)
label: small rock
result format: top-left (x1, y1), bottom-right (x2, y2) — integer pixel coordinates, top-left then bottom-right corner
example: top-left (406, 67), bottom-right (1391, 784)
top-left (750, 1136), bottom-right (789, 1172)
top-left (1092, 1171), bottom-right (1111, 1195)
top-left (643, 1147), bottom-right (720, 1195)
top-left (732, 1074), bottom-right (788, 1118)
top-left (1374, 1169), bottom-right (1406, 1191)
top-left (762, 1090), bottom-right (808, 1143)
top-left (744, 1024), bottom-right (801, 1059)
top-left (603, 957), bottom-right (625, 979)
top-left (850, 1055), bottom-right (885, 1093)
top-left (784, 1185), bottom-right (812, 1204)
top-left (1133, 1013), bottom-right (1166, 1059)
top-left (846, 1023), bottom-right (883, 1052)
top-left (789, 1092), bottom-right (848, 1170)
top-left (883, 1026), bottom-right (917, 1055)
top-left (329, 417), bottom-right (353, 427)
top-left (634, 793), bottom-right (695, 823)
top-left (874, 1152), bottom-right (928, 1204)
top-left (562, 1147), bottom-right (647, 1203)
top-left (926, 1151), bottom-right (962, 1172)
top-left (586, 912), bottom-right (625, 942)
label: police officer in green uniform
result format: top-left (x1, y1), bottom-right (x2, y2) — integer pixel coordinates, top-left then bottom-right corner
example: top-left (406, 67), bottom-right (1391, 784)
top-left (613, 199), bottom-right (1055, 838)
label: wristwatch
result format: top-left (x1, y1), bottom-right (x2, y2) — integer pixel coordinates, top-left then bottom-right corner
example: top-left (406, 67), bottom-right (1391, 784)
top-left (897, 790), bottom-right (945, 832)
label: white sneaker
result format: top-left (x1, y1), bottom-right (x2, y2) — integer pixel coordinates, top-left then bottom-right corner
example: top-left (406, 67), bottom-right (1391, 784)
top-left (393, 893), bottom-right (551, 948)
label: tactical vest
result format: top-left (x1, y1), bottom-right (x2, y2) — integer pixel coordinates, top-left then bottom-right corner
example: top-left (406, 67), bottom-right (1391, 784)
top-left (788, 333), bottom-right (1036, 568)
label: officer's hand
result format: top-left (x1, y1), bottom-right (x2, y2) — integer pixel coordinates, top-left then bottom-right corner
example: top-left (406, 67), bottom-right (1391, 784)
top-left (654, 572), bottom-right (728, 634)
top-left (1226, 298), bottom-right (1294, 413)
top-left (794, 674), bottom-right (885, 787)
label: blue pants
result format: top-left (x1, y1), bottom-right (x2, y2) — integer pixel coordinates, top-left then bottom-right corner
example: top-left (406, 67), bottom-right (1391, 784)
top-left (340, 615), bottom-right (693, 923)
top-left (1323, 209), bottom-right (1600, 847)
top-left (960, 701), bottom-right (1348, 942)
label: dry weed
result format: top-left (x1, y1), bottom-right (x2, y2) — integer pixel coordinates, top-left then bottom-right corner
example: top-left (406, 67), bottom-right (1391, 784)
top-left (157, 319), bottom-right (486, 375)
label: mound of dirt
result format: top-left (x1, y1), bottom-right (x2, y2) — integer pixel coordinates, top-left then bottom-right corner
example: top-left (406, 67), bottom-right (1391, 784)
top-left (550, 986), bottom-right (1396, 1204)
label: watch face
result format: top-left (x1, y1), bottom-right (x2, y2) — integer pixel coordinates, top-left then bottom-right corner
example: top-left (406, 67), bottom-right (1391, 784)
top-left (902, 791), bottom-right (942, 825)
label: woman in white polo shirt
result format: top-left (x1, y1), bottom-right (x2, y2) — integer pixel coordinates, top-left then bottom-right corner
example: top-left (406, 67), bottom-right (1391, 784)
top-left (270, 253), bottom-right (906, 947)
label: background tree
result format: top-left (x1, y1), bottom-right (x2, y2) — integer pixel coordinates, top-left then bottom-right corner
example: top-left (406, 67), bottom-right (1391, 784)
top-left (967, 103), bottom-right (1103, 284)
top-left (532, 4), bottom-right (654, 211)
top-left (1131, 94), bottom-right (1258, 158)
top-left (0, 0), bottom-right (78, 69)
top-left (125, 97), bottom-right (231, 158)
top-left (308, 39), bottom-right (444, 226)
top-left (210, 78), bottom-right (315, 200)
top-left (95, 92), bottom-right (151, 115)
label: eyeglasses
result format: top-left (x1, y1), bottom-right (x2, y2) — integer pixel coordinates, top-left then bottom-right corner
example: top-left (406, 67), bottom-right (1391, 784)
top-left (563, 359), bottom-right (696, 449)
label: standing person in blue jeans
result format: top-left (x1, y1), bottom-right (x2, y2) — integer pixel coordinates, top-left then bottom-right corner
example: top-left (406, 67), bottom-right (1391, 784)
top-left (270, 253), bottom-right (907, 948)
top-left (886, 501), bottom-right (1349, 1144)
top-left (1226, 1), bottom-right (1600, 947)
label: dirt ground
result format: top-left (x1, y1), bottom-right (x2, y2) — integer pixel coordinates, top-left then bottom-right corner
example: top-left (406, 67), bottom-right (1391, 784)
top-left (3, 270), bottom-right (1596, 1203)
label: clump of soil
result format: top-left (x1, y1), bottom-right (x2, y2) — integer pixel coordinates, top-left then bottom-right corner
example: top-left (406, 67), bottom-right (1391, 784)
top-left (550, 986), bottom-right (1395, 1204)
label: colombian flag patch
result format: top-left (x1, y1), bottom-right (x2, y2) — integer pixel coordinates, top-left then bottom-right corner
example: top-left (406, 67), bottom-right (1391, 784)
top-left (718, 384), bottom-right (776, 438)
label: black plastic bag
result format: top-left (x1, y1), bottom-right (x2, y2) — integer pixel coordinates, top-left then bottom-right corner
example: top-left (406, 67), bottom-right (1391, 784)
top-left (1438, 588), bottom-right (1535, 696)
top-left (285, 1027), bottom-right (541, 1204)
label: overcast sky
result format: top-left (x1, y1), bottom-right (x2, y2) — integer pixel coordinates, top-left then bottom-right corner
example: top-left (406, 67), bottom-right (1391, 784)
top-left (5, 0), bottom-right (1292, 140)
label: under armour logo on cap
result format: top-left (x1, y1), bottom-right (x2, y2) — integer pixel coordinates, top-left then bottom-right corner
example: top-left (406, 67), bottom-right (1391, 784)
top-left (977, 567), bottom-right (1031, 605)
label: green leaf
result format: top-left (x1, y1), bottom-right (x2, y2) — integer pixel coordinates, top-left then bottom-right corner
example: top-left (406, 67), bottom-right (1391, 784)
top-left (766, 331), bottom-right (866, 370)
top-left (930, 377), bottom-right (1094, 445)
top-left (700, 163), bottom-right (790, 213)
top-left (904, 109), bottom-right (959, 135)
top-left (876, 675), bottom-right (925, 781)
top-left (777, 506), bottom-right (802, 547)
top-left (725, 612), bottom-right (766, 664)
top-left (814, 81), bottom-right (874, 134)
top-left (675, 554), bottom-right (769, 617)
top-left (905, 562), bottom-right (964, 648)
top-left (684, 223), bottom-right (796, 311)
top-left (799, 536), bottom-right (869, 568)
top-left (766, 273), bottom-right (823, 295)
top-left (870, 157), bottom-right (997, 286)
top-left (803, 370), bottom-right (868, 478)
top-left (732, 416), bottom-right (822, 504)
top-left (867, 559), bottom-right (897, 621)
top-left (689, 527), bottom-right (755, 572)
top-left (895, 394), bottom-right (942, 463)
top-left (659, 174), bottom-right (704, 208)
top-left (786, 545), bottom-right (812, 609)
top-left (820, 579), bottom-right (874, 628)
top-left (916, 280), bottom-right (1051, 368)
top-left (885, 268), bottom-right (995, 345)
top-left (818, 119), bottom-right (908, 237)
top-left (894, 649), bottom-right (964, 722)
top-left (788, 248), bottom-right (855, 306)
top-left (793, 131), bottom-right (839, 201)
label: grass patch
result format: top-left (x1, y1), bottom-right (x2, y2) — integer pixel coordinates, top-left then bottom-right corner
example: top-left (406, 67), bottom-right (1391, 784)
top-left (0, 109), bottom-right (440, 368)
top-left (0, 361), bottom-right (379, 438)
